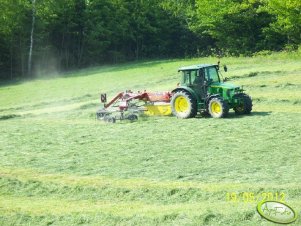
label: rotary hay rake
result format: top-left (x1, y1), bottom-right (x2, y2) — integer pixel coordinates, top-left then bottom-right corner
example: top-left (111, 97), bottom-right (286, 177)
top-left (96, 90), bottom-right (172, 123)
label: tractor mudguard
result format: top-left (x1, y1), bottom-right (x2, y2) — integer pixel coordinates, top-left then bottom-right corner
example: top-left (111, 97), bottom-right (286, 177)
top-left (171, 86), bottom-right (201, 103)
top-left (205, 94), bottom-right (222, 106)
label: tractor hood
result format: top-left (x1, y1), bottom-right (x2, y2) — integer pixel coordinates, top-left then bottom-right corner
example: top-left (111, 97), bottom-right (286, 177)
top-left (210, 82), bottom-right (240, 90)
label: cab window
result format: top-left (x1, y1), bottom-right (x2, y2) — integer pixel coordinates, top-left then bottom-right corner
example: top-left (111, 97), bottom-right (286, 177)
top-left (182, 70), bottom-right (197, 85)
top-left (182, 71), bottom-right (190, 84)
top-left (190, 70), bottom-right (197, 84)
top-left (205, 67), bottom-right (220, 83)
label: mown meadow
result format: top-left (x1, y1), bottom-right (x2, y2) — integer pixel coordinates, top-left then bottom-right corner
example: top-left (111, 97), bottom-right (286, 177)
top-left (0, 52), bottom-right (301, 225)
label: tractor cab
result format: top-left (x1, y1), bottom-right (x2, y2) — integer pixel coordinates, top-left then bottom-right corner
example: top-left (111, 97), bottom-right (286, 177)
top-left (179, 64), bottom-right (220, 87)
top-left (178, 64), bottom-right (221, 99)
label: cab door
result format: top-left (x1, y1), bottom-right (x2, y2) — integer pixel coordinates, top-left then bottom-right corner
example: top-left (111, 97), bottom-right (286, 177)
top-left (191, 69), bottom-right (206, 99)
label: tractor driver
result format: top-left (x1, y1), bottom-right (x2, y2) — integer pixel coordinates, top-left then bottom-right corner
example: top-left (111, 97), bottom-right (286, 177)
top-left (193, 69), bottom-right (205, 85)
top-left (193, 70), bottom-right (202, 85)
top-left (193, 69), bottom-right (206, 98)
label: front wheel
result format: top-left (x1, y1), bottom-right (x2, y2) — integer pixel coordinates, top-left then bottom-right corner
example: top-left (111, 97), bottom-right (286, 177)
top-left (234, 94), bottom-right (252, 114)
top-left (208, 97), bottom-right (229, 118)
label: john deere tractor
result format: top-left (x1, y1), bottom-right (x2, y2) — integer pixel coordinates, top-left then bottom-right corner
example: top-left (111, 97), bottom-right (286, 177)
top-left (171, 64), bottom-right (252, 118)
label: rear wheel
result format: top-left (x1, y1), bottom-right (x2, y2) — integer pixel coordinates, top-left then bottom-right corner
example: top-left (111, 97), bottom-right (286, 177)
top-left (171, 91), bottom-right (197, 118)
top-left (208, 97), bottom-right (229, 118)
top-left (234, 94), bottom-right (252, 114)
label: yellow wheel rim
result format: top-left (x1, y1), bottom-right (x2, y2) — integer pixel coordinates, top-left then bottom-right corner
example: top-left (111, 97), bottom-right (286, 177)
top-left (174, 96), bottom-right (189, 113)
top-left (211, 102), bottom-right (221, 114)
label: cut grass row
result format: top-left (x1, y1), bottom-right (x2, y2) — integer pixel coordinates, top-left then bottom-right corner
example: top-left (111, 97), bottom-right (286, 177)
top-left (1, 168), bottom-right (300, 224)
top-left (2, 167), bottom-right (301, 193)
top-left (1, 113), bottom-right (300, 182)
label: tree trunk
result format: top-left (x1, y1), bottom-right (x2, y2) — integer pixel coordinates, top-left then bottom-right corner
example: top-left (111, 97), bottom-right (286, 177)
top-left (10, 39), bottom-right (13, 80)
top-left (28, 0), bottom-right (36, 76)
top-left (20, 37), bottom-right (25, 77)
top-left (136, 37), bottom-right (139, 60)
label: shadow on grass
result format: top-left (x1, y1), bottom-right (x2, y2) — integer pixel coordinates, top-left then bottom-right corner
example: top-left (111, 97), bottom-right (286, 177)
top-left (0, 114), bottom-right (21, 121)
top-left (60, 58), bottom-right (178, 79)
top-left (195, 111), bottom-right (272, 119)
top-left (0, 94), bottom-right (94, 113)
top-left (0, 79), bottom-right (25, 88)
top-left (226, 111), bottom-right (272, 119)
top-left (0, 58), bottom-right (179, 88)
top-left (250, 111), bottom-right (272, 116)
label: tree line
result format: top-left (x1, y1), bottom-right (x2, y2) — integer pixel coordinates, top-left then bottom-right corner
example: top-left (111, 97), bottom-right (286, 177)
top-left (0, 0), bottom-right (300, 80)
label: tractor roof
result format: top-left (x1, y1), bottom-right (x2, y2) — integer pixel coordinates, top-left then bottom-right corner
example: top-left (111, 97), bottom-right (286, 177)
top-left (178, 64), bottom-right (217, 71)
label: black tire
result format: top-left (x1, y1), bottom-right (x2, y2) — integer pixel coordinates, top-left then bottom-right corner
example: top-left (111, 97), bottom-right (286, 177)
top-left (127, 114), bottom-right (138, 121)
top-left (108, 117), bottom-right (116, 123)
top-left (96, 110), bottom-right (107, 120)
top-left (104, 116), bottom-right (116, 123)
top-left (234, 93), bottom-right (253, 114)
top-left (208, 97), bottom-right (229, 118)
top-left (171, 91), bottom-right (197, 119)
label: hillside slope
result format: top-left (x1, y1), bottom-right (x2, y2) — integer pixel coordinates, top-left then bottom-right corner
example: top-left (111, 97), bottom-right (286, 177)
top-left (0, 53), bottom-right (301, 225)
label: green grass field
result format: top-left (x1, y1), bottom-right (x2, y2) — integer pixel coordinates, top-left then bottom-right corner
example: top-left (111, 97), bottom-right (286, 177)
top-left (0, 52), bottom-right (301, 225)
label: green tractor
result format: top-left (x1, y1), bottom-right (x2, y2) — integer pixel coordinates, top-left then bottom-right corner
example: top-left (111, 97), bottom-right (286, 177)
top-left (171, 64), bottom-right (252, 118)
